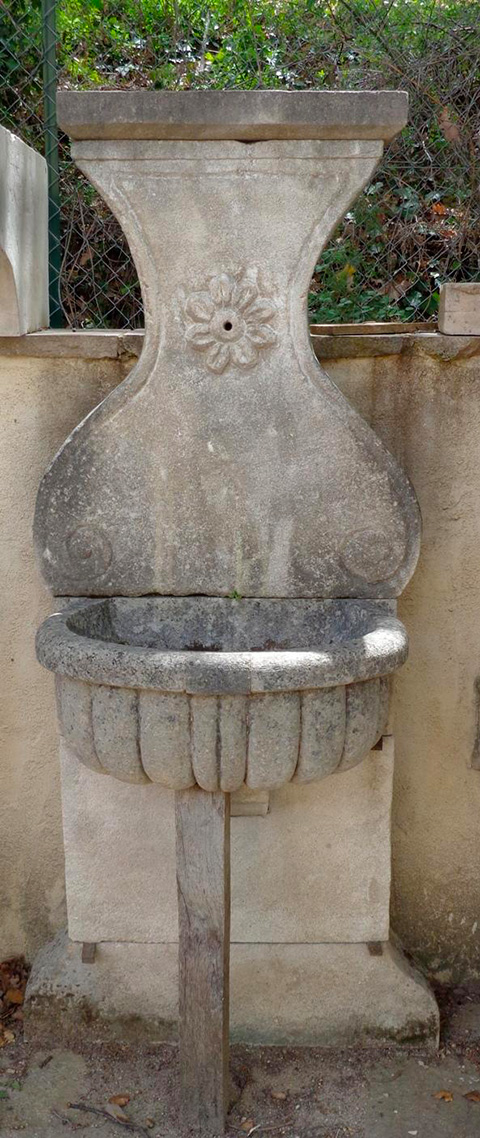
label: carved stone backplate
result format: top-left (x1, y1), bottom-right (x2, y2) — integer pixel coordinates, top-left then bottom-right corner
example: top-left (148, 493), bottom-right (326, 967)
top-left (34, 135), bottom-right (420, 597)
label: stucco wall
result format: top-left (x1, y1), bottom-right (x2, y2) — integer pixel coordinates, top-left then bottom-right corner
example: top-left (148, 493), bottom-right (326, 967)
top-left (322, 332), bottom-right (480, 983)
top-left (0, 335), bottom-right (128, 956)
top-left (1, 329), bottom-right (479, 982)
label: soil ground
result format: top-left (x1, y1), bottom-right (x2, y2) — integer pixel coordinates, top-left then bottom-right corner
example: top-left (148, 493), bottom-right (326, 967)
top-left (2, 986), bottom-right (480, 1138)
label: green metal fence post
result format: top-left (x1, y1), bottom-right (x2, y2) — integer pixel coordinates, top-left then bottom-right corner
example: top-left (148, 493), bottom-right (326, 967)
top-left (41, 0), bottom-right (63, 326)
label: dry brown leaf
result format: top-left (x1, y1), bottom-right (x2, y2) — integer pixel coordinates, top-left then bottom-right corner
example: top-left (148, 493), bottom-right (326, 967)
top-left (5, 989), bottom-right (23, 1006)
top-left (0, 1030), bottom-right (15, 1048)
top-left (464, 1091), bottom-right (480, 1103)
top-left (439, 107), bottom-right (461, 144)
top-left (145, 1119), bottom-right (155, 1129)
top-left (271, 1091), bottom-right (288, 1100)
top-left (241, 1120), bottom-right (255, 1131)
top-left (433, 1090), bottom-right (453, 1102)
top-left (108, 1094), bottom-right (130, 1106)
top-left (387, 277), bottom-right (408, 300)
top-left (105, 1102), bottom-right (130, 1123)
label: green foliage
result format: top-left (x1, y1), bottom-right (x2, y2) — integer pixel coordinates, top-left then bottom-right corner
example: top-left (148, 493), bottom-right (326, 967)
top-left (0, 0), bottom-right (43, 146)
top-left (3, 0), bottom-right (480, 325)
top-left (54, 0), bottom-right (480, 98)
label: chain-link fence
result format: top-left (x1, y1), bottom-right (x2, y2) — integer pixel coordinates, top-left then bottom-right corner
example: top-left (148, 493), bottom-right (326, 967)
top-left (1, 0), bottom-right (479, 329)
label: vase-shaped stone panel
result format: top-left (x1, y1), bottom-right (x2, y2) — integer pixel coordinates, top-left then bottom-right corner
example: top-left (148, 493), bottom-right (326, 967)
top-left (34, 111), bottom-right (420, 599)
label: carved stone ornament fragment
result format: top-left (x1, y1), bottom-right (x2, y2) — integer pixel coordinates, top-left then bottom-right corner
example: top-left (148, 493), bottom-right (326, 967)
top-left (184, 271), bottom-right (278, 375)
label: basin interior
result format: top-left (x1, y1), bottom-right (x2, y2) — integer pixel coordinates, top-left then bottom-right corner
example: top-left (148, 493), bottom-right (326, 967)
top-left (66, 596), bottom-right (396, 654)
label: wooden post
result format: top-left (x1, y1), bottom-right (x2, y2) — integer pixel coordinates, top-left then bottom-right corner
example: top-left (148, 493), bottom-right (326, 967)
top-left (175, 787), bottom-right (231, 1134)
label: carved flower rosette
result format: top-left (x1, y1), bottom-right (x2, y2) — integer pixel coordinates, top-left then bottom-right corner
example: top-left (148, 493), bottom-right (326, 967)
top-left (184, 271), bottom-right (277, 374)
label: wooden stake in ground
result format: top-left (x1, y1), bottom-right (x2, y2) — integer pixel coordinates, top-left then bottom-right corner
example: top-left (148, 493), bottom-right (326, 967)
top-left (175, 787), bottom-right (231, 1134)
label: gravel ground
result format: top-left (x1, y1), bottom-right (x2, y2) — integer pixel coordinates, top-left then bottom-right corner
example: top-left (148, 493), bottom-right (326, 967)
top-left (1, 985), bottom-right (480, 1138)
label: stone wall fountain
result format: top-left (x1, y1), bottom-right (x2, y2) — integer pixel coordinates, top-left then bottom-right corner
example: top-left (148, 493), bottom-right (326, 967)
top-left (34, 90), bottom-right (437, 1133)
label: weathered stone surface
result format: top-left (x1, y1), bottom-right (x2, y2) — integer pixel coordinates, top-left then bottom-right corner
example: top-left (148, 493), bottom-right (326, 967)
top-left (39, 597), bottom-right (402, 789)
top-left (294, 687), bottom-right (346, 781)
top-left (60, 739), bottom-right (394, 945)
top-left (230, 787), bottom-right (269, 817)
top-left (57, 89), bottom-right (408, 142)
top-left (0, 125), bottom-right (49, 335)
top-left (140, 691), bottom-right (194, 787)
top-left (4, 333), bottom-right (480, 974)
top-left (2, 326), bottom-right (477, 361)
top-left (313, 330), bottom-right (480, 362)
top-left (35, 100), bottom-right (420, 599)
top-left (91, 685), bottom-right (148, 783)
top-left (339, 677), bottom-right (382, 771)
top-left (438, 282), bottom-right (480, 336)
top-left (218, 696), bottom-right (248, 792)
top-left (230, 940), bottom-right (438, 1046)
top-left (38, 597), bottom-right (406, 689)
top-left (55, 676), bottom-right (103, 774)
top-left (247, 693), bottom-right (300, 789)
top-left (26, 930), bottom-right (438, 1046)
top-left (0, 330), bottom-right (139, 357)
top-left (28, 96), bottom-right (428, 1056)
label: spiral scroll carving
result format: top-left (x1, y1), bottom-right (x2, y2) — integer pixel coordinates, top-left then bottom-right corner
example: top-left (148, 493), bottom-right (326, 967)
top-left (66, 523), bottom-right (113, 580)
top-left (340, 528), bottom-right (406, 582)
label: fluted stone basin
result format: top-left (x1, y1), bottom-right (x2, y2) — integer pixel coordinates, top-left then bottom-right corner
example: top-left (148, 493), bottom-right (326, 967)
top-left (37, 596), bottom-right (406, 792)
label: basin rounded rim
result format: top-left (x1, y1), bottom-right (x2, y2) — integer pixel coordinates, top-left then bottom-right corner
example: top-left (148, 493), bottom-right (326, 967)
top-left (36, 601), bottom-right (408, 695)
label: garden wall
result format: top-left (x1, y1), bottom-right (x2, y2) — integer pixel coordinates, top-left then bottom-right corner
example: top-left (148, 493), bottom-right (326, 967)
top-left (1, 328), bottom-right (479, 984)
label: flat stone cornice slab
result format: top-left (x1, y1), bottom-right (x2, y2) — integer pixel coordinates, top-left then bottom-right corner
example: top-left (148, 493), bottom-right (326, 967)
top-left (57, 89), bottom-right (408, 142)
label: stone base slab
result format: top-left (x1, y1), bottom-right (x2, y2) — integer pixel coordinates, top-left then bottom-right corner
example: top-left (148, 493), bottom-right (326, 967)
top-left (26, 931), bottom-right (438, 1047)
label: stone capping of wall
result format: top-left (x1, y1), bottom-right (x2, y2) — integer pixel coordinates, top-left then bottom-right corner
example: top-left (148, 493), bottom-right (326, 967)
top-left (0, 328), bottom-right (479, 361)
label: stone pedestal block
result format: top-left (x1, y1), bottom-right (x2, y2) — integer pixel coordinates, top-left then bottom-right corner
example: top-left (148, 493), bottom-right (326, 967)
top-left (438, 283), bottom-right (480, 336)
top-left (26, 735), bottom-right (438, 1044)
